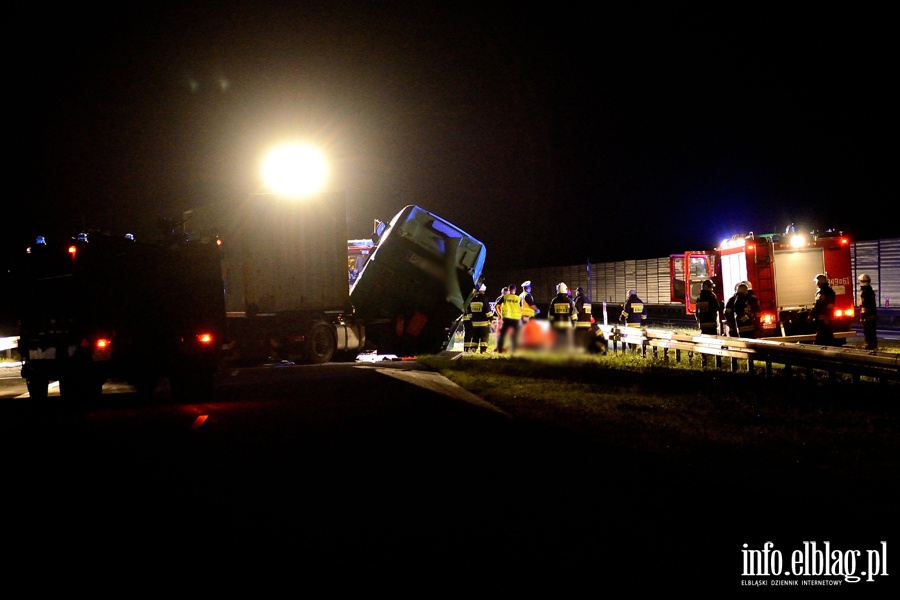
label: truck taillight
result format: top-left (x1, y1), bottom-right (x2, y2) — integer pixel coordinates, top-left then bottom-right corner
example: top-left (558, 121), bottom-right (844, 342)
top-left (759, 312), bottom-right (777, 329)
top-left (196, 333), bottom-right (215, 345)
top-left (835, 308), bottom-right (854, 318)
top-left (94, 338), bottom-right (113, 360)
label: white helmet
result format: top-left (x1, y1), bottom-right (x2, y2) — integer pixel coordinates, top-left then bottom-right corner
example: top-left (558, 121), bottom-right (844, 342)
top-left (858, 273), bottom-right (871, 283)
top-left (479, 283), bottom-right (486, 292)
top-left (556, 282), bottom-right (568, 294)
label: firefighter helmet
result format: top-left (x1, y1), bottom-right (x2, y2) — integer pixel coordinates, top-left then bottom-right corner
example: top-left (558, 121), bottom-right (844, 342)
top-left (814, 274), bottom-right (828, 284)
top-left (556, 282), bottom-right (568, 294)
top-left (858, 273), bottom-right (871, 284)
top-left (702, 279), bottom-right (714, 290)
top-left (628, 289), bottom-right (636, 297)
top-left (737, 282), bottom-right (749, 293)
top-left (521, 280), bottom-right (531, 288)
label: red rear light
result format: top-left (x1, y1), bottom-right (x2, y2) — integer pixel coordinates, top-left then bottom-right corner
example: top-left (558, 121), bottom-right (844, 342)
top-left (93, 338), bottom-right (113, 361)
top-left (196, 333), bottom-right (215, 345)
top-left (835, 308), bottom-right (854, 318)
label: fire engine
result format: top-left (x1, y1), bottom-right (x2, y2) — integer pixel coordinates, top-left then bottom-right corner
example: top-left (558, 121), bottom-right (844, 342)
top-left (672, 227), bottom-right (855, 338)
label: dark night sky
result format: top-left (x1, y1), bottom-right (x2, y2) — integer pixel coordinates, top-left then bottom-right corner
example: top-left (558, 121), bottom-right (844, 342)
top-left (6, 3), bottom-right (898, 274)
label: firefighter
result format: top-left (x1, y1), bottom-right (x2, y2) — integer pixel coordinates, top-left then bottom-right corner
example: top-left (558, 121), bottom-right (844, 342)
top-left (722, 283), bottom-right (739, 336)
top-left (519, 280), bottom-right (540, 323)
top-left (547, 282), bottom-right (576, 350)
top-left (695, 279), bottom-right (721, 335)
top-left (469, 283), bottom-right (492, 354)
top-left (462, 287), bottom-right (475, 352)
top-left (743, 280), bottom-right (761, 338)
top-left (493, 286), bottom-right (508, 337)
top-left (621, 289), bottom-right (647, 328)
top-left (572, 286), bottom-right (593, 350)
top-left (496, 284), bottom-right (522, 353)
top-left (809, 274), bottom-right (837, 346)
top-left (858, 273), bottom-right (877, 350)
top-left (729, 282), bottom-right (757, 338)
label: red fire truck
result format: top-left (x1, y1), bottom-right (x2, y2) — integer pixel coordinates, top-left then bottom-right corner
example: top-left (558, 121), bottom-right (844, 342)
top-left (671, 228), bottom-right (855, 338)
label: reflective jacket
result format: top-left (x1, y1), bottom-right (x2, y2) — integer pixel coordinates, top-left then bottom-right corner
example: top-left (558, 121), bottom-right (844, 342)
top-left (548, 293), bottom-right (576, 329)
top-left (695, 289), bottom-right (721, 333)
top-left (621, 294), bottom-right (647, 327)
top-left (500, 292), bottom-right (523, 320)
top-left (573, 293), bottom-right (592, 328)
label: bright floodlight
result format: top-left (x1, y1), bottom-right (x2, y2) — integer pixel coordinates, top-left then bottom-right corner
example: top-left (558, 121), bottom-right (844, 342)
top-left (261, 144), bottom-right (328, 197)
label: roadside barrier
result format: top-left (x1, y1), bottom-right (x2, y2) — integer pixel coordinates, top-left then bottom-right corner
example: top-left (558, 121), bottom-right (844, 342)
top-left (598, 326), bottom-right (900, 385)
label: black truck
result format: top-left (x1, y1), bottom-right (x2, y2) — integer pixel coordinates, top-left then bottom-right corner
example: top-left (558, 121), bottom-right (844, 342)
top-left (15, 231), bottom-right (225, 402)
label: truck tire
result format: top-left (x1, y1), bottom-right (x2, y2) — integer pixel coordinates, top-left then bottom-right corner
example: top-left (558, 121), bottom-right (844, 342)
top-left (308, 321), bottom-right (336, 364)
top-left (26, 377), bottom-right (50, 401)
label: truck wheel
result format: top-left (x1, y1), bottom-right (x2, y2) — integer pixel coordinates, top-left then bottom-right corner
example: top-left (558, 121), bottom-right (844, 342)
top-left (26, 378), bottom-right (49, 401)
top-left (308, 322), bottom-right (336, 364)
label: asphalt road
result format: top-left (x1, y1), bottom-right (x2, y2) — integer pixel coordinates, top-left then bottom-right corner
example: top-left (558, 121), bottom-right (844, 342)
top-left (1, 359), bottom-right (894, 593)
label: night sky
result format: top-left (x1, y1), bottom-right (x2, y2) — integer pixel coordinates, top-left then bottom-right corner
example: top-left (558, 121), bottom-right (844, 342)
top-left (7, 4), bottom-right (898, 274)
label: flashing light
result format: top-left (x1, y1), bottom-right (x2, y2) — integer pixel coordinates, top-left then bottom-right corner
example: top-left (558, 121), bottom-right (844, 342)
top-left (95, 338), bottom-right (110, 348)
top-left (789, 235), bottom-right (805, 248)
top-left (720, 237), bottom-right (746, 250)
top-left (68, 245), bottom-right (77, 255)
top-left (196, 333), bottom-right (215, 345)
top-left (840, 237), bottom-right (849, 246)
top-left (761, 314), bottom-right (775, 325)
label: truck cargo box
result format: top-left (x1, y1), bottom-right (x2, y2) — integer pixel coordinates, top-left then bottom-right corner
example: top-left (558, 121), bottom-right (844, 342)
top-left (184, 192), bottom-right (351, 315)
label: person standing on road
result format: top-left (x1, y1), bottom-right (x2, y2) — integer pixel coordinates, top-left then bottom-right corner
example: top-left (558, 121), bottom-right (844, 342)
top-left (729, 282), bottom-right (757, 338)
top-left (809, 274), bottom-right (837, 346)
top-left (694, 279), bottom-right (721, 335)
top-left (469, 283), bottom-right (492, 354)
top-left (741, 281), bottom-right (760, 339)
top-left (519, 280), bottom-right (540, 324)
top-left (621, 289), bottom-right (647, 328)
top-left (547, 282), bottom-right (576, 351)
top-left (572, 286), bottom-right (593, 350)
top-left (857, 273), bottom-right (878, 350)
top-left (462, 287), bottom-right (475, 352)
top-left (496, 284), bottom-right (522, 353)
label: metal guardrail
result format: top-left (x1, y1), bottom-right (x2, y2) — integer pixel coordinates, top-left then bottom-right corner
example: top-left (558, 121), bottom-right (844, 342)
top-left (598, 326), bottom-right (900, 384)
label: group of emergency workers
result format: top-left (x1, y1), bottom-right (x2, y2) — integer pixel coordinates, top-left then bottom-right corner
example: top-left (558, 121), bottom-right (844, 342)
top-left (463, 280), bottom-right (606, 354)
top-left (693, 273), bottom-right (878, 348)
top-left (466, 269), bottom-right (880, 354)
